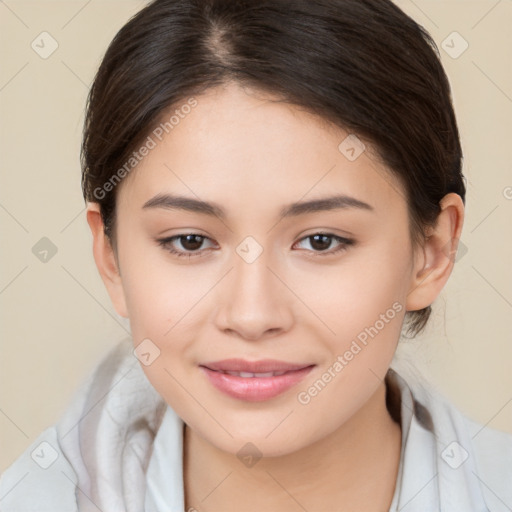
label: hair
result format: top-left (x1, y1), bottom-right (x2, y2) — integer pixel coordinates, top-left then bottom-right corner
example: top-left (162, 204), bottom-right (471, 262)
top-left (81, 0), bottom-right (466, 337)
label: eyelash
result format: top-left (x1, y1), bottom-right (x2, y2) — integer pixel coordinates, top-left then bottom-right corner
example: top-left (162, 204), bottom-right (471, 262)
top-left (156, 233), bottom-right (355, 259)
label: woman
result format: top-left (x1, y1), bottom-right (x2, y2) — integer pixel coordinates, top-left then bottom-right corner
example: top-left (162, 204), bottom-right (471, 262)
top-left (1, 0), bottom-right (511, 510)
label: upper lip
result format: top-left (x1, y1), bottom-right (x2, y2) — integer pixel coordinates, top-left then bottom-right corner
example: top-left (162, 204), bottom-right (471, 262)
top-left (201, 359), bottom-right (313, 373)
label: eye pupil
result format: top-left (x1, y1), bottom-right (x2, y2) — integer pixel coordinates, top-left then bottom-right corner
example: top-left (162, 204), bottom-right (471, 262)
top-left (181, 234), bottom-right (203, 250)
top-left (310, 234), bottom-right (331, 251)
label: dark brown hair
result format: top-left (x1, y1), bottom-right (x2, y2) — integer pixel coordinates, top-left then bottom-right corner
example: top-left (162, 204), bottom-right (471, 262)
top-left (81, 0), bottom-right (466, 337)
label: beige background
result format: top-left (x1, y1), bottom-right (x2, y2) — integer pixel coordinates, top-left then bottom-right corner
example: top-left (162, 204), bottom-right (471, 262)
top-left (0, 0), bottom-right (511, 472)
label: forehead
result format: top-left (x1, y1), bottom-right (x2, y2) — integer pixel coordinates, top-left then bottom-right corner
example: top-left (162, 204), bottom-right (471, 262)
top-left (117, 82), bottom-right (407, 219)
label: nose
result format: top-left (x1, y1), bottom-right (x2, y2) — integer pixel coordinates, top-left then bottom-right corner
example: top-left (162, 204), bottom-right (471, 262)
top-left (214, 251), bottom-right (294, 341)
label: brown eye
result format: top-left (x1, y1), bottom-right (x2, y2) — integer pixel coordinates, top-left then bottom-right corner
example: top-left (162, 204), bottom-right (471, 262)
top-left (294, 233), bottom-right (355, 256)
top-left (157, 233), bottom-right (216, 258)
top-left (178, 234), bottom-right (205, 251)
top-left (309, 234), bottom-right (333, 251)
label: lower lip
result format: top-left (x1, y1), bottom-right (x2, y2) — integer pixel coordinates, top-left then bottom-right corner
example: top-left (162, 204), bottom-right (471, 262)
top-left (200, 366), bottom-right (315, 402)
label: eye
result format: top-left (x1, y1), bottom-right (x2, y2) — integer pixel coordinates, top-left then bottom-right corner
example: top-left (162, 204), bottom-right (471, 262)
top-left (157, 234), bottom-right (217, 258)
top-left (293, 233), bottom-right (354, 256)
top-left (157, 232), bottom-right (354, 259)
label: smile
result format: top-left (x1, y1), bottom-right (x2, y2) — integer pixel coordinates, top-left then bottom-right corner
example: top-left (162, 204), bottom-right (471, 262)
top-left (221, 371), bottom-right (288, 377)
top-left (199, 361), bottom-right (315, 401)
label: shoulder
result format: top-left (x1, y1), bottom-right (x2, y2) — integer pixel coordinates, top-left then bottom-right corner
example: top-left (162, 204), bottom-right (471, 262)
top-left (399, 367), bottom-right (512, 510)
top-left (1, 339), bottom-right (165, 511)
top-left (0, 426), bottom-right (78, 512)
top-left (417, 377), bottom-right (512, 472)
top-left (463, 413), bottom-right (512, 510)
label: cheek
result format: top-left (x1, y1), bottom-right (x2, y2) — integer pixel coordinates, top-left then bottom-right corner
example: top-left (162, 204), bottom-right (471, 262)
top-left (290, 257), bottom-right (407, 439)
top-left (118, 237), bottom-right (204, 335)
top-left (290, 242), bottom-right (410, 343)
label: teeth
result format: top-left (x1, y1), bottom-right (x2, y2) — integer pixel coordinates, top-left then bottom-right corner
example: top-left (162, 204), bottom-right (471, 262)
top-left (240, 371), bottom-right (258, 378)
top-left (223, 371), bottom-right (287, 378)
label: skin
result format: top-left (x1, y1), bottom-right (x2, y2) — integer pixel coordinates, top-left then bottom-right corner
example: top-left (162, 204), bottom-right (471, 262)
top-left (87, 81), bottom-right (464, 511)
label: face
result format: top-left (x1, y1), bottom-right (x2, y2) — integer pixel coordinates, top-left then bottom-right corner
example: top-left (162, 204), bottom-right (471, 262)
top-left (102, 82), bottom-right (422, 456)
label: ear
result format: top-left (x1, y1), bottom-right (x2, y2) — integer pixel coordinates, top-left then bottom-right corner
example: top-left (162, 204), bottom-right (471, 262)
top-left (86, 202), bottom-right (128, 318)
top-left (406, 193), bottom-right (465, 312)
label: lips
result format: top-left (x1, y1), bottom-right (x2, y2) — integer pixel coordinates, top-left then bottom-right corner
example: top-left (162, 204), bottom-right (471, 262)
top-left (199, 359), bottom-right (315, 401)
top-left (221, 370), bottom-right (287, 378)
top-left (201, 358), bottom-right (310, 374)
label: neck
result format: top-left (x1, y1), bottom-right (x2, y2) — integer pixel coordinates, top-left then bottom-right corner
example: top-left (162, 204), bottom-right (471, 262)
top-left (183, 379), bottom-right (402, 512)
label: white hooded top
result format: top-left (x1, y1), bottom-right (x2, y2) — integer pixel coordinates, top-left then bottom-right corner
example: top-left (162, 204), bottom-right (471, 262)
top-left (1, 339), bottom-right (511, 511)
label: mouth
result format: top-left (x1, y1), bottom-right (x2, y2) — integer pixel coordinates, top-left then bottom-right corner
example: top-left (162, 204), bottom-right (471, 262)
top-left (199, 359), bottom-right (315, 402)
top-left (212, 370), bottom-right (292, 377)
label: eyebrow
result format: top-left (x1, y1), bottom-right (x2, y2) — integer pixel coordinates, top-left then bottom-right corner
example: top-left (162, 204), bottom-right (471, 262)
top-left (142, 193), bottom-right (374, 220)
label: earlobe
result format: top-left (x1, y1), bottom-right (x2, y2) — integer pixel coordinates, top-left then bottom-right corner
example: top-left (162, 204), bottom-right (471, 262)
top-left (86, 203), bottom-right (129, 318)
top-left (406, 193), bottom-right (465, 312)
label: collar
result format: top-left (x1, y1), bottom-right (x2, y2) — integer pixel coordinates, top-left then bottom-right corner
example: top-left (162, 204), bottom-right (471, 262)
top-left (145, 367), bottom-right (491, 512)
